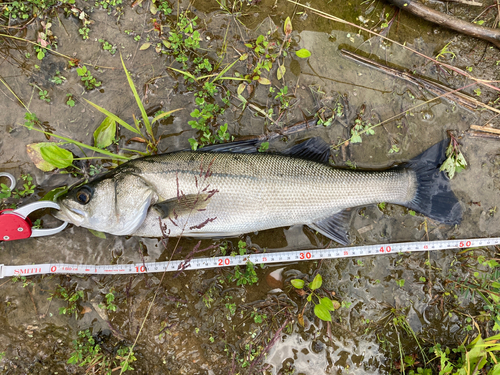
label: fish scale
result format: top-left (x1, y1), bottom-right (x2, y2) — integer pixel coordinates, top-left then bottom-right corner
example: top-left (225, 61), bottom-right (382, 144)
top-left (132, 152), bottom-right (416, 237)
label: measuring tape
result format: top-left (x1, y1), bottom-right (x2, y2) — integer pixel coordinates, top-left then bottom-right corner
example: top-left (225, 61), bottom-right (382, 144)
top-left (1, 237), bottom-right (499, 278)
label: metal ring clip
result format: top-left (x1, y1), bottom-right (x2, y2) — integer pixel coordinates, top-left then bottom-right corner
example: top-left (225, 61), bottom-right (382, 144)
top-left (0, 172), bottom-right (16, 191)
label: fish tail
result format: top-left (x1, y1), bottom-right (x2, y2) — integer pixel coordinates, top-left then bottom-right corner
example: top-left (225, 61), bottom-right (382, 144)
top-left (404, 139), bottom-right (462, 225)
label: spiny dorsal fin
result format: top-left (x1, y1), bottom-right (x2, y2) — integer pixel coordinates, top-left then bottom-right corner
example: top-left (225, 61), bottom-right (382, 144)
top-left (152, 194), bottom-right (211, 219)
top-left (195, 139), bottom-right (260, 153)
top-left (284, 137), bottom-right (331, 164)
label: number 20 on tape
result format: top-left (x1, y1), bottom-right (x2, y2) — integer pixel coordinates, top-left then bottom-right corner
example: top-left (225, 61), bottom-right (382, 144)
top-left (218, 258), bottom-right (231, 266)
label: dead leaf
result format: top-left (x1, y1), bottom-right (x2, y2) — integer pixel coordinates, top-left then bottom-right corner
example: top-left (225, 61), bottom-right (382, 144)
top-left (26, 143), bottom-right (56, 172)
top-left (298, 313), bottom-right (304, 327)
top-left (129, 137), bottom-right (146, 143)
top-left (81, 306), bottom-right (92, 314)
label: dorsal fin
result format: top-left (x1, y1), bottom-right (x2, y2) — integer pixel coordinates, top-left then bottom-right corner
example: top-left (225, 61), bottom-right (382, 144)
top-left (283, 137), bottom-right (331, 164)
top-left (195, 139), bottom-right (260, 153)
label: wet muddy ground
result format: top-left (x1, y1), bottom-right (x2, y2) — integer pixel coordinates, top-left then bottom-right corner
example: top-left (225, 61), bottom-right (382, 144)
top-left (1, 0), bottom-right (500, 373)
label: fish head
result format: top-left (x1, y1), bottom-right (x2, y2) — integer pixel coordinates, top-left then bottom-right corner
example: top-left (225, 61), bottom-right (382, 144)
top-left (55, 172), bottom-right (157, 236)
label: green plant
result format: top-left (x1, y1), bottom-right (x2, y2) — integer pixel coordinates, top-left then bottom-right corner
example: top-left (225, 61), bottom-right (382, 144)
top-left (188, 84), bottom-right (231, 150)
top-left (155, 0), bottom-right (172, 15)
top-left (98, 39), bottom-right (117, 54)
top-left (291, 274), bottom-right (340, 322)
top-left (2, 0), bottom-right (75, 20)
top-left (38, 89), bottom-right (50, 103)
top-left (250, 309), bottom-right (267, 324)
top-left (225, 302), bottom-right (237, 316)
top-left (436, 42), bottom-right (456, 60)
top-left (11, 275), bottom-right (33, 287)
top-left (79, 26), bottom-right (90, 40)
top-left (76, 66), bottom-right (102, 90)
top-left (26, 55), bottom-right (182, 174)
top-left (380, 306), bottom-right (427, 373)
top-left (231, 261), bottom-right (258, 286)
top-left (350, 117), bottom-right (374, 144)
top-left (66, 94), bottom-right (75, 107)
top-left (425, 333), bottom-right (500, 374)
top-left (48, 284), bottom-right (84, 318)
top-left (24, 112), bottom-right (40, 129)
top-left (50, 71), bottom-right (66, 84)
top-left (68, 329), bottom-right (136, 373)
top-left (274, 85), bottom-right (290, 109)
top-left (258, 142), bottom-right (269, 152)
top-left (12, 174), bottom-right (36, 198)
top-left (389, 144), bottom-right (400, 154)
top-left (440, 136), bottom-right (467, 179)
top-left (452, 250), bottom-right (500, 331)
top-left (98, 288), bottom-right (117, 312)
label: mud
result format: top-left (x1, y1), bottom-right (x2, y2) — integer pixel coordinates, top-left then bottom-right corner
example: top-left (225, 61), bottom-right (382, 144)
top-left (1, 0), bottom-right (500, 373)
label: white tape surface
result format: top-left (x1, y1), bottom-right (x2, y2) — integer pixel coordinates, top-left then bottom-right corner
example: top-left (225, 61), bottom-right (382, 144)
top-left (2, 237), bottom-right (500, 278)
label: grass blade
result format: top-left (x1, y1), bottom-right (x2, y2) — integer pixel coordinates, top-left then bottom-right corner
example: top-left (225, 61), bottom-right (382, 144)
top-left (167, 67), bottom-right (197, 81)
top-left (84, 99), bottom-right (141, 136)
top-left (151, 108), bottom-right (183, 124)
top-left (120, 54), bottom-right (154, 143)
top-left (211, 57), bottom-right (240, 83)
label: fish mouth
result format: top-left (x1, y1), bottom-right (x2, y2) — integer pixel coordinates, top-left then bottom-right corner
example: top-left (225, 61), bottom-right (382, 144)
top-left (52, 203), bottom-right (85, 226)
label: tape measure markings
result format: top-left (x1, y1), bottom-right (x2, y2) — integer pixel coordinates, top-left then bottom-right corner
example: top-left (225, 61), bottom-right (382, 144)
top-left (1, 237), bottom-right (499, 278)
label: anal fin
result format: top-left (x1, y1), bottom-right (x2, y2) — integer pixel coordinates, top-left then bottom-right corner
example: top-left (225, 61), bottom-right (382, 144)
top-left (308, 210), bottom-right (351, 245)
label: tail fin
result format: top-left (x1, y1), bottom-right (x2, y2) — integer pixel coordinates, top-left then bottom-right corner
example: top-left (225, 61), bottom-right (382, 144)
top-left (404, 139), bottom-right (462, 225)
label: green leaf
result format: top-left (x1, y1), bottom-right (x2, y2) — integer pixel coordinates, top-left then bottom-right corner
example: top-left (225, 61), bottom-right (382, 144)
top-left (41, 186), bottom-right (68, 202)
top-left (296, 48), bottom-right (311, 58)
top-left (84, 99), bottom-right (141, 136)
top-left (277, 65), bottom-right (286, 80)
top-left (309, 274), bottom-right (322, 290)
top-left (291, 279), bottom-right (305, 289)
top-left (26, 126), bottom-right (130, 160)
top-left (258, 141), bottom-right (269, 152)
top-left (39, 144), bottom-right (74, 169)
top-left (320, 297), bottom-right (335, 311)
top-left (89, 229), bottom-right (106, 238)
top-left (93, 116), bottom-right (116, 148)
top-left (139, 42), bottom-right (151, 50)
top-left (314, 303), bottom-right (332, 322)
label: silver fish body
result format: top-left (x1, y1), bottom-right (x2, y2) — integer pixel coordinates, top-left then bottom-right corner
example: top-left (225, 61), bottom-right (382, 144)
top-left (55, 138), bottom-right (461, 244)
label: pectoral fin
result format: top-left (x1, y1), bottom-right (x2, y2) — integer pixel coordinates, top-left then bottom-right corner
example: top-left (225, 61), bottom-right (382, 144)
top-left (152, 194), bottom-right (211, 219)
top-left (308, 210), bottom-right (351, 245)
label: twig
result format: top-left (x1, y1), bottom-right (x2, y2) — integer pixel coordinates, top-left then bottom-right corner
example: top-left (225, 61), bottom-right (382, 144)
top-left (467, 130), bottom-right (500, 139)
top-left (470, 124), bottom-right (500, 134)
top-left (439, 0), bottom-right (483, 5)
top-left (387, 0), bottom-right (500, 48)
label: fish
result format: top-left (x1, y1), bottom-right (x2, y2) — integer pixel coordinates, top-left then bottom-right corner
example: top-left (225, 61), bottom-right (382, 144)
top-left (54, 137), bottom-right (462, 245)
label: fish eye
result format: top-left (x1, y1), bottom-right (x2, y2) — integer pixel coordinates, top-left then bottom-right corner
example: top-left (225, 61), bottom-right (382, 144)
top-left (75, 186), bottom-right (93, 205)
